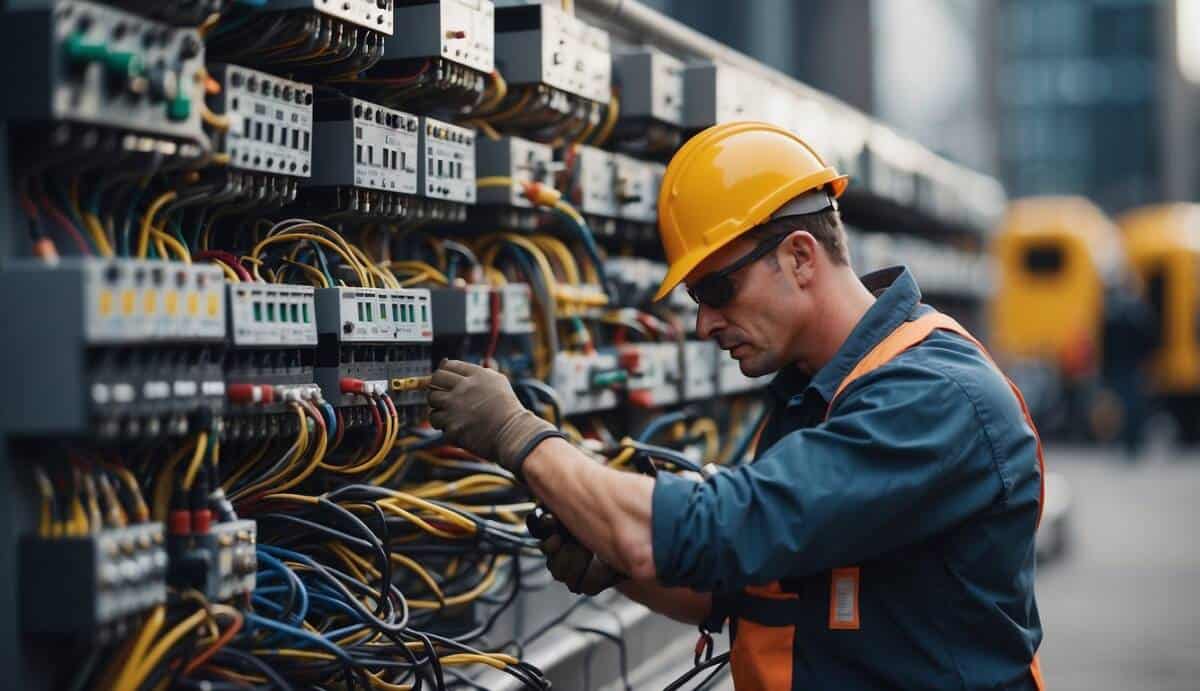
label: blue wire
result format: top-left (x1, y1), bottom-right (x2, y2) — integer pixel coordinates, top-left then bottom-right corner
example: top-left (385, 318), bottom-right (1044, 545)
top-left (244, 613), bottom-right (357, 664)
top-left (256, 548), bottom-right (309, 625)
top-left (321, 401), bottom-right (338, 441)
top-left (637, 409), bottom-right (694, 444)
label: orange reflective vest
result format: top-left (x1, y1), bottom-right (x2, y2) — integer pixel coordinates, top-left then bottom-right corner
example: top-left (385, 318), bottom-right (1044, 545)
top-left (729, 311), bottom-right (1046, 691)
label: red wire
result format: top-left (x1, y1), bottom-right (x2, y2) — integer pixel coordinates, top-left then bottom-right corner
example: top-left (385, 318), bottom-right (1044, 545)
top-left (333, 409), bottom-right (347, 450)
top-left (36, 188), bottom-right (91, 256)
top-left (182, 607), bottom-right (244, 676)
top-left (196, 250), bottom-right (254, 281)
top-left (368, 397), bottom-right (385, 455)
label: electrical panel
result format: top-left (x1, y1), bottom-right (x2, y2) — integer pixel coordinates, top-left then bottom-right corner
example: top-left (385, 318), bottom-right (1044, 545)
top-left (20, 522), bottom-right (167, 638)
top-left (388, 0), bottom-right (495, 74)
top-left (552, 350), bottom-right (622, 416)
top-left (494, 2), bottom-right (610, 103)
top-left (208, 64), bottom-right (313, 177)
top-left (314, 287), bottom-right (433, 409)
top-left (614, 153), bottom-right (664, 224)
top-left (254, 0), bottom-right (394, 34)
top-left (0, 1), bottom-right (1007, 688)
top-left (419, 116), bottom-right (477, 204)
top-left (499, 283), bottom-right (536, 334)
top-left (683, 340), bottom-right (718, 401)
top-left (475, 135), bottom-right (553, 208)
top-left (683, 61), bottom-right (753, 130)
top-left (562, 144), bottom-right (618, 219)
top-left (309, 97), bottom-right (419, 194)
top-left (431, 284), bottom-right (492, 336)
top-left (613, 47), bottom-right (685, 127)
top-left (0, 260), bottom-right (226, 436)
top-left (0, 1), bottom-right (209, 150)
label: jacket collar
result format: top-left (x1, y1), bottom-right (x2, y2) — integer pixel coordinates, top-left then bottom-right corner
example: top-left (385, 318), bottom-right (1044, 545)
top-left (767, 266), bottom-right (922, 408)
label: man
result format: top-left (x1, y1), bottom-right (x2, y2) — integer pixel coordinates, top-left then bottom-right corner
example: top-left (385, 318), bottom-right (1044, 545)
top-left (428, 122), bottom-right (1045, 690)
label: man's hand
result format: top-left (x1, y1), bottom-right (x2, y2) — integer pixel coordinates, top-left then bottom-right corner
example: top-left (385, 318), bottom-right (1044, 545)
top-left (528, 509), bottom-right (623, 596)
top-left (427, 360), bottom-right (564, 477)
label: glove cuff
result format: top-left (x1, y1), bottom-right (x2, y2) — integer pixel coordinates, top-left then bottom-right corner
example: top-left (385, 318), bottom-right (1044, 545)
top-left (509, 429), bottom-right (567, 484)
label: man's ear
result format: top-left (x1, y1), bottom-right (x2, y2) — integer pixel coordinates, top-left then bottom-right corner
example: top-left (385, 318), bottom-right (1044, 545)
top-left (785, 230), bottom-right (819, 286)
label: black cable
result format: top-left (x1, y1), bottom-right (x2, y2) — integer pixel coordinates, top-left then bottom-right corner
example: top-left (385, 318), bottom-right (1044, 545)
top-left (210, 646), bottom-right (296, 688)
top-left (662, 652), bottom-right (731, 691)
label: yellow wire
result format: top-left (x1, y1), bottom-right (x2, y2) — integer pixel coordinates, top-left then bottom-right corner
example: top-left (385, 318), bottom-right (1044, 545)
top-left (181, 432), bottom-right (209, 491)
top-left (251, 232), bottom-right (369, 286)
top-left (152, 443), bottom-right (199, 521)
top-left (592, 88), bottom-right (620, 146)
top-left (135, 191), bottom-right (178, 259)
top-left (111, 605), bottom-right (166, 691)
top-left (279, 258), bottom-right (330, 287)
top-left (150, 227), bottom-right (191, 263)
top-left (123, 608), bottom-right (209, 690)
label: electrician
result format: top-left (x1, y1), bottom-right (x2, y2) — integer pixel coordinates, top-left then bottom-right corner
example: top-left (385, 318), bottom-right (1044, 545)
top-left (427, 121), bottom-right (1046, 690)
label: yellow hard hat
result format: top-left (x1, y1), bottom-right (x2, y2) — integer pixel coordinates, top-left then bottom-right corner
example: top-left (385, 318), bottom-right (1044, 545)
top-left (653, 121), bottom-right (849, 301)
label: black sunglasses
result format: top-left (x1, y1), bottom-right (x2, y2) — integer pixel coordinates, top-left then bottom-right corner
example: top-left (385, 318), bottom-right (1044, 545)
top-left (686, 232), bottom-right (791, 308)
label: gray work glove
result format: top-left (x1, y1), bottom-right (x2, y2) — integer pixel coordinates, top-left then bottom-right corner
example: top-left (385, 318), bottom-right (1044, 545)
top-left (427, 360), bottom-right (565, 478)
top-left (528, 508), bottom-right (623, 596)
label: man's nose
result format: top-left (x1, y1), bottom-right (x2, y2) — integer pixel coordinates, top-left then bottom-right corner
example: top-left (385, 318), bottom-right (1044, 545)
top-left (696, 303), bottom-right (725, 341)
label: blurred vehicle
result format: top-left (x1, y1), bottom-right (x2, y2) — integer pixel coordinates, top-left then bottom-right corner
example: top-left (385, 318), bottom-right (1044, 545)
top-left (1118, 204), bottom-right (1200, 443)
top-left (991, 196), bottom-right (1124, 439)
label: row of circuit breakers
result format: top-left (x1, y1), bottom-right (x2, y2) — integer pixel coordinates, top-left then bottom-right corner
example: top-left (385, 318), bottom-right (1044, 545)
top-left (0, 0), bottom-right (773, 440)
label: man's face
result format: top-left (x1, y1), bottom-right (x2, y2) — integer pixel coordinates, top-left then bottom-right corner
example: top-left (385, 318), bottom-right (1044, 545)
top-left (685, 232), bottom-right (815, 377)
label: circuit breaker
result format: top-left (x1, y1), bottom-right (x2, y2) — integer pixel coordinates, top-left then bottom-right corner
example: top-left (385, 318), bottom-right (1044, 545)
top-left (613, 47), bottom-right (684, 127)
top-left (208, 64), bottom-right (313, 177)
top-left (0, 260), bottom-right (226, 436)
top-left (308, 97), bottom-right (420, 195)
top-left (476, 135), bottom-right (553, 208)
top-left (388, 0), bottom-right (495, 74)
top-left (0, 1), bottom-right (209, 151)
top-left (419, 116), bottom-right (477, 204)
top-left (494, 1), bottom-right (610, 103)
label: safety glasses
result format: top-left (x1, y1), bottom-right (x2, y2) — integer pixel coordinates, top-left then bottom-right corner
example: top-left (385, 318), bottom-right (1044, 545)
top-left (686, 232), bottom-right (791, 308)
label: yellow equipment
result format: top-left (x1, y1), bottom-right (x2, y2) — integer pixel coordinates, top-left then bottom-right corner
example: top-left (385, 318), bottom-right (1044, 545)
top-left (990, 196), bottom-right (1124, 377)
top-left (653, 121), bottom-right (849, 301)
top-left (1117, 204), bottom-right (1200, 396)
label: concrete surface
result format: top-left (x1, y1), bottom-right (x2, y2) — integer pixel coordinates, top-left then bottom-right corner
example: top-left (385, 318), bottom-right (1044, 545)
top-left (1036, 444), bottom-right (1200, 691)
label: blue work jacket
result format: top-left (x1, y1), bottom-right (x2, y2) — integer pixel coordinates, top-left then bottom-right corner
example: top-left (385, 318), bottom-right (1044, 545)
top-left (652, 267), bottom-right (1043, 690)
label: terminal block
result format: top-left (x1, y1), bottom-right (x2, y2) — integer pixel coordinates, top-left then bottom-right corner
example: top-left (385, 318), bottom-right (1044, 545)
top-left (559, 145), bottom-right (618, 231)
top-left (207, 64), bottom-right (313, 179)
top-left (224, 283), bottom-right (319, 440)
top-left (682, 341), bottom-right (718, 401)
top-left (683, 62), bottom-right (754, 131)
top-left (303, 96), bottom-right (419, 218)
top-left (167, 519), bottom-right (256, 602)
top-left (0, 260), bottom-right (226, 439)
top-left (430, 285), bottom-right (492, 337)
top-left (499, 284), bottom-right (536, 335)
top-left (418, 116), bottom-right (477, 216)
top-left (314, 288), bottom-right (433, 416)
top-left (0, 1), bottom-right (209, 158)
top-left (388, 0), bottom-right (495, 73)
top-left (614, 153), bottom-right (665, 226)
top-left (495, 2), bottom-right (611, 103)
top-left (552, 350), bottom-right (623, 416)
top-left (621, 343), bottom-right (681, 408)
top-left (20, 522), bottom-right (167, 641)
top-left (475, 136), bottom-right (553, 208)
top-left (260, 0), bottom-right (394, 34)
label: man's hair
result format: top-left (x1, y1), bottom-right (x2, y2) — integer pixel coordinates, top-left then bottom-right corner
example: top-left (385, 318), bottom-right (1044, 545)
top-left (746, 207), bottom-right (850, 266)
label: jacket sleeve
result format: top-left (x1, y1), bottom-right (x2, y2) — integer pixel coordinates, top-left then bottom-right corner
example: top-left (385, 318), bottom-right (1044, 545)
top-left (650, 360), bottom-right (1006, 592)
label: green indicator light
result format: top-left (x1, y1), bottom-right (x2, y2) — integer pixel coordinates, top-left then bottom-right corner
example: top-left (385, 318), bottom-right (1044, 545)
top-left (357, 302), bottom-right (365, 321)
top-left (302, 304), bottom-right (310, 323)
top-left (421, 304), bottom-right (427, 323)
top-left (279, 302), bottom-right (288, 322)
top-left (291, 304), bottom-right (299, 323)
top-left (266, 303), bottom-right (276, 322)
top-left (253, 302), bottom-right (262, 322)
top-left (379, 302), bottom-right (386, 320)
top-left (392, 304), bottom-right (399, 322)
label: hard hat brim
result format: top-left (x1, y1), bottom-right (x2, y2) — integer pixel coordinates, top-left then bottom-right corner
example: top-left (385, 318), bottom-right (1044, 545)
top-left (652, 173), bottom-right (850, 302)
